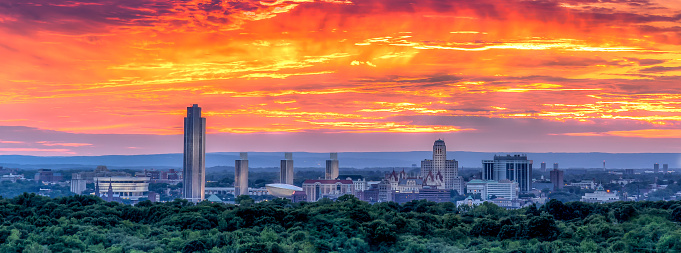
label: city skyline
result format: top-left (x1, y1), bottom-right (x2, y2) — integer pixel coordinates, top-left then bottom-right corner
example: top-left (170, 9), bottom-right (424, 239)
top-left (2, 0), bottom-right (681, 156)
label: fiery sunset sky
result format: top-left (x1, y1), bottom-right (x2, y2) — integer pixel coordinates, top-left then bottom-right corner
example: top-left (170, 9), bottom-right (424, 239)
top-left (1, 0), bottom-right (681, 155)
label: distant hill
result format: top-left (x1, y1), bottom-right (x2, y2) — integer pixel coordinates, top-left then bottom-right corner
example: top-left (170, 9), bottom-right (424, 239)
top-left (0, 152), bottom-right (678, 170)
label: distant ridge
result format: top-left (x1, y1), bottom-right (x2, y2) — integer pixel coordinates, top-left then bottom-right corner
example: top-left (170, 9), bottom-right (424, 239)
top-left (0, 152), bottom-right (679, 170)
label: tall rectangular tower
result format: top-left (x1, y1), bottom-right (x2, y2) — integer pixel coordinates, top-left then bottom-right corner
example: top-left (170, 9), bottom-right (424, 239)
top-left (550, 168), bottom-right (564, 191)
top-left (325, 153), bottom-right (339, 179)
top-left (481, 154), bottom-right (533, 193)
top-left (280, 152), bottom-right (294, 185)
top-left (235, 152), bottom-right (249, 196)
top-left (663, 164), bottom-right (669, 174)
top-left (183, 104), bottom-right (206, 203)
top-left (654, 163), bottom-right (660, 174)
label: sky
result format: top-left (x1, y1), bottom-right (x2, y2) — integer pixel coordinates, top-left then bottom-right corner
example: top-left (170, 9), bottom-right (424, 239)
top-left (1, 0), bottom-right (681, 156)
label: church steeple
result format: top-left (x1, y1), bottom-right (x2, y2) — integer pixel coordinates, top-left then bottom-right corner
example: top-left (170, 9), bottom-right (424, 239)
top-left (107, 179), bottom-right (114, 202)
top-left (94, 179), bottom-right (100, 197)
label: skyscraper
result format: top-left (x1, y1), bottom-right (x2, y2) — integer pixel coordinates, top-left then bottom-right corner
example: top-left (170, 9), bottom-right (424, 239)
top-left (654, 163), bottom-right (660, 174)
top-left (482, 154), bottom-right (533, 192)
top-left (183, 104), bottom-right (206, 203)
top-left (235, 152), bottom-right (249, 196)
top-left (325, 153), bottom-right (339, 179)
top-left (421, 139), bottom-right (462, 192)
top-left (541, 162), bottom-right (546, 172)
top-left (550, 168), bottom-right (564, 191)
top-left (663, 164), bottom-right (669, 174)
top-left (280, 152), bottom-right (294, 185)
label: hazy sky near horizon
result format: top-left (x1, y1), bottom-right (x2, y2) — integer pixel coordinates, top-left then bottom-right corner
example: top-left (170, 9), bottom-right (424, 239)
top-left (1, 0), bottom-right (681, 155)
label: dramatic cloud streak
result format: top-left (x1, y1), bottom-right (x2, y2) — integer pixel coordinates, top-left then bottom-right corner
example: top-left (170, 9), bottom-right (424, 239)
top-left (1, 0), bottom-right (680, 155)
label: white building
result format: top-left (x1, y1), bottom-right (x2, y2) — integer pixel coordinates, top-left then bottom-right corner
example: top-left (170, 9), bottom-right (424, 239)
top-left (302, 179), bottom-right (354, 202)
top-left (466, 179), bottom-right (519, 200)
top-left (581, 186), bottom-right (619, 203)
top-left (70, 173), bottom-right (87, 194)
top-left (235, 152), bottom-right (249, 196)
top-left (94, 177), bottom-right (149, 201)
top-left (205, 187), bottom-right (269, 196)
top-left (569, 180), bottom-right (596, 189)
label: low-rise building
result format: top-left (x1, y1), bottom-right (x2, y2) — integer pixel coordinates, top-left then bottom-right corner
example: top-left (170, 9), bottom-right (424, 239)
top-left (569, 180), bottom-right (597, 189)
top-left (94, 176), bottom-right (150, 201)
top-left (581, 186), bottom-right (619, 203)
top-left (466, 180), bottom-right (519, 200)
top-left (301, 179), bottom-right (354, 202)
top-left (204, 187), bottom-right (269, 196)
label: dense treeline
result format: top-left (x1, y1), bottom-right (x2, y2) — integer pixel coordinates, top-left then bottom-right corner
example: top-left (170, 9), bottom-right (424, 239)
top-left (2, 194), bottom-right (681, 252)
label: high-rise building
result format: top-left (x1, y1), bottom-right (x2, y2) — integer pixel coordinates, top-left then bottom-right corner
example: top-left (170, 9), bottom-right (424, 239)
top-left (70, 173), bottom-right (86, 194)
top-left (183, 104), bottom-right (206, 203)
top-left (235, 152), bottom-right (249, 196)
top-left (550, 168), bottom-right (564, 191)
top-left (280, 152), bottom-right (294, 185)
top-left (654, 163), bottom-right (660, 174)
top-left (482, 154), bottom-right (533, 192)
top-left (541, 162), bottom-right (546, 172)
top-left (421, 139), bottom-right (462, 193)
top-left (553, 163), bottom-right (559, 170)
top-left (325, 153), bottom-right (339, 180)
top-left (663, 164), bottom-right (669, 174)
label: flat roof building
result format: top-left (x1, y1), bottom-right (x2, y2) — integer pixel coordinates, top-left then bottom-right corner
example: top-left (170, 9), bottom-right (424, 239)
top-left (183, 104), bottom-right (206, 203)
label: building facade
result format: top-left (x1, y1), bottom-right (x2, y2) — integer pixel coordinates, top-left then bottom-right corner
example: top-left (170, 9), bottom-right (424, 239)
top-left (235, 152), bottom-right (249, 196)
top-left (482, 154), bottom-right (533, 192)
top-left (70, 173), bottom-right (87, 194)
top-left (94, 176), bottom-right (150, 201)
top-left (183, 104), bottom-right (206, 202)
top-left (550, 168), bottom-right (564, 190)
top-left (466, 179), bottom-right (519, 200)
top-left (420, 139), bottom-right (462, 192)
top-left (581, 186), bottom-right (619, 203)
top-left (325, 153), bottom-right (339, 180)
top-left (280, 152), bottom-right (294, 185)
top-left (302, 179), bottom-right (354, 202)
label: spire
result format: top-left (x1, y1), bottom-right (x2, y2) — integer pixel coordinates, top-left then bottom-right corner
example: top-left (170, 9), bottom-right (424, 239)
top-left (95, 179), bottom-right (100, 197)
top-left (107, 179), bottom-right (113, 202)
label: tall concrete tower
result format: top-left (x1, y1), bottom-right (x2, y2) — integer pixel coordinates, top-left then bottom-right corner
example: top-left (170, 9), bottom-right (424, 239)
top-left (654, 163), bottom-right (660, 174)
top-left (663, 164), bottom-right (669, 174)
top-left (280, 152), bottom-right (294, 185)
top-left (325, 153), bottom-right (339, 179)
top-left (183, 104), bottom-right (206, 203)
top-left (235, 152), bottom-right (249, 196)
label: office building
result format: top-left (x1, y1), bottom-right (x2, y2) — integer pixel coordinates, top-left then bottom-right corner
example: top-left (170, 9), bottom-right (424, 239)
top-left (325, 153), bottom-right (339, 180)
top-left (280, 152), bottom-right (294, 185)
top-left (466, 179), bottom-right (519, 200)
top-left (664, 164), bottom-right (669, 174)
top-left (541, 162), bottom-right (546, 172)
top-left (654, 163), bottom-right (659, 174)
top-left (550, 168), bottom-right (564, 190)
top-left (235, 152), bottom-right (249, 196)
top-left (482, 154), bottom-right (533, 192)
top-left (93, 176), bottom-right (150, 201)
top-left (34, 169), bottom-right (63, 182)
top-left (302, 179), bottom-right (354, 202)
top-left (70, 173), bottom-right (87, 194)
top-left (553, 163), bottom-right (559, 170)
top-left (421, 139), bottom-right (462, 192)
top-left (183, 104), bottom-right (206, 203)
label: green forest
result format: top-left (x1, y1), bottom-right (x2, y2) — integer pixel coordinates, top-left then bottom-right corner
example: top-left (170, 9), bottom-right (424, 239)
top-left (2, 194), bottom-right (681, 252)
